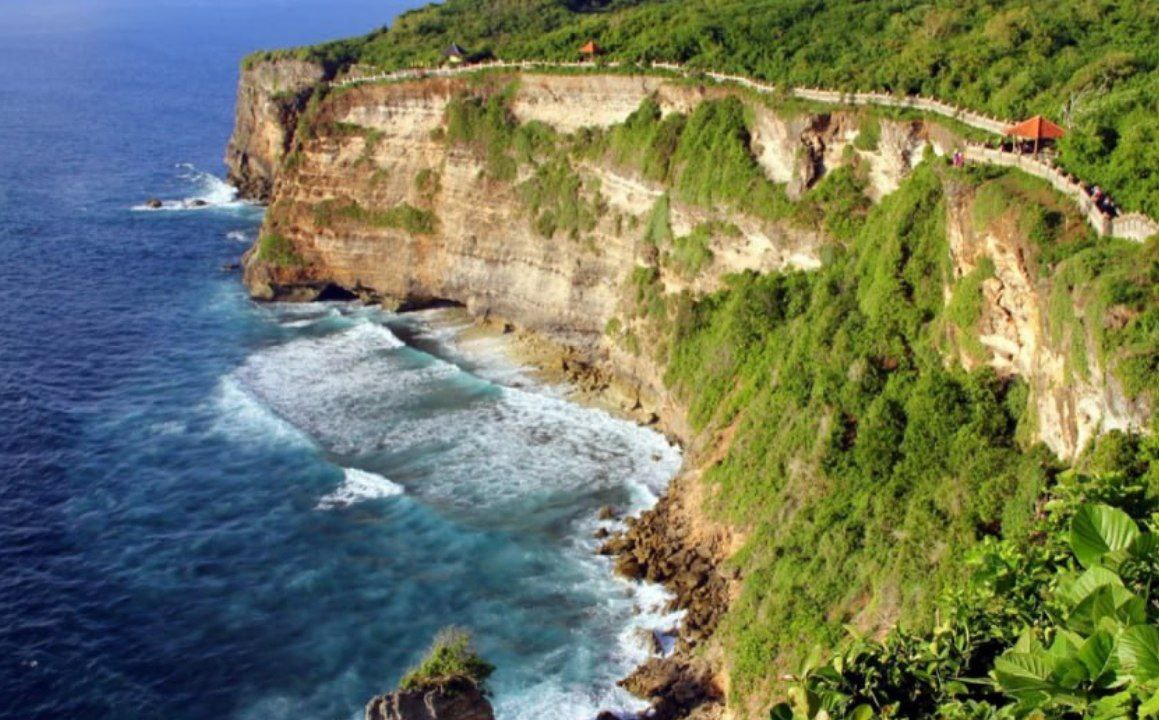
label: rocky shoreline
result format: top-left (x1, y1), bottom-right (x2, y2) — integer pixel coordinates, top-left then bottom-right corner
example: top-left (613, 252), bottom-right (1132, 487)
top-left (421, 309), bottom-right (736, 720)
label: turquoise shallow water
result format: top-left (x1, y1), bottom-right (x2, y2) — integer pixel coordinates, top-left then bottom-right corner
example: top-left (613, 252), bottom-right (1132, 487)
top-left (0, 3), bottom-right (681, 719)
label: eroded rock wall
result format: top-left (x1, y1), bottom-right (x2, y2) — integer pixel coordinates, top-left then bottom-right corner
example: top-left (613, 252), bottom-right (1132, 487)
top-left (240, 73), bottom-right (828, 402)
top-left (231, 65), bottom-right (1138, 460)
top-left (226, 58), bottom-right (327, 201)
top-left (944, 183), bottom-right (1149, 459)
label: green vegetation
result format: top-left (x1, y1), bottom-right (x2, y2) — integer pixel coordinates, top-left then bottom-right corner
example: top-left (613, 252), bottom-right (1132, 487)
top-left (944, 258), bottom-right (995, 361)
top-left (399, 627), bottom-right (495, 695)
top-left (794, 165), bottom-right (873, 242)
top-left (661, 166), bottom-right (1057, 699)
top-left (607, 96), bottom-right (685, 183)
top-left (620, 157), bottom-right (1159, 712)
top-left (415, 167), bottom-right (441, 199)
top-left (852, 115), bottom-right (881, 152)
top-left (642, 194), bottom-right (672, 247)
top-left (251, 0), bottom-right (1159, 215)
top-left (444, 88), bottom-right (521, 181)
top-left (520, 159), bottom-right (603, 240)
top-left (313, 199), bottom-right (437, 235)
top-left (1046, 238), bottom-right (1159, 401)
top-left (773, 441), bottom-right (1159, 719)
top-left (256, 233), bottom-right (303, 267)
top-left (668, 222), bottom-right (727, 278)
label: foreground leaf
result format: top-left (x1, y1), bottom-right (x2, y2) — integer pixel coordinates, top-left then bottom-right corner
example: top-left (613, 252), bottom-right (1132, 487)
top-left (1071, 505), bottom-right (1140, 568)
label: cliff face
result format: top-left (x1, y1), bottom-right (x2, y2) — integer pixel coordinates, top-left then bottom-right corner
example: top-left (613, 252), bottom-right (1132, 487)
top-left (229, 65), bottom-right (1137, 459)
top-left (228, 63), bottom-right (1150, 719)
top-left (225, 58), bottom-right (327, 201)
top-left (944, 184), bottom-right (1149, 458)
top-left (231, 71), bottom-right (938, 406)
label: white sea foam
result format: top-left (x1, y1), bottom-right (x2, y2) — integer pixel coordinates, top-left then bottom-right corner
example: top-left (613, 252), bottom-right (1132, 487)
top-left (228, 311), bottom-right (684, 719)
top-left (132, 164), bottom-right (255, 212)
top-left (317, 468), bottom-right (405, 510)
top-left (206, 376), bottom-right (312, 448)
top-left (226, 229), bottom-right (252, 243)
top-left (231, 313), bottom-right (681, 511)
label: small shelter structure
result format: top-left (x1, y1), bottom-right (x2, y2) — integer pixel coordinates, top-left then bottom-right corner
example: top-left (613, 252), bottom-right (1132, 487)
top-left (1004, 115), bottom-right (1066, 155)
top-left (443, 43), bottom-right (469, 65)
top-left (579, 40), bottom-right (603, 60)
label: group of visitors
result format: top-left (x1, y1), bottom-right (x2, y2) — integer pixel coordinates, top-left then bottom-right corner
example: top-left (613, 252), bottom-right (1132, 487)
top-left (1086, 184), bottom-right (1119, 217)
top-left (984, 138), bottom-right (1043, 155)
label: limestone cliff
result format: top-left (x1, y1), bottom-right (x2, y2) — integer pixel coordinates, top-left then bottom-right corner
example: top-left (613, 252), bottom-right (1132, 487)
top-left (228, 61), bottom-right (1151, 720)
top-left (229, 71), bottom-right (937, 410)
top-left (943, 182), bottom-right (1149, 459)
top-left (225, 58), bottom-right (328, 201)
top-left (228, 66), bottom-right (1140, 460)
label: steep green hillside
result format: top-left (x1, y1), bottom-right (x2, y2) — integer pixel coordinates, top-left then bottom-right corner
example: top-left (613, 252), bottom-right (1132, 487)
top-left (250, 0), bottom-right (1159, 215)
top-left (243, 5), bottom-right (1159, 717)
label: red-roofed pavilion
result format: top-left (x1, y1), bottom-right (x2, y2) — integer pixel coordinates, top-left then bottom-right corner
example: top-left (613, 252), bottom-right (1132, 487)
top-left (1004, 115), bottom-right (1066, 154)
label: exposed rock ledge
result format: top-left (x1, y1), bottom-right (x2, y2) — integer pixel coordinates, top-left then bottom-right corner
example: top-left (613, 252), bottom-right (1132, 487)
top-left (365, 680), bottom-right (494, 720)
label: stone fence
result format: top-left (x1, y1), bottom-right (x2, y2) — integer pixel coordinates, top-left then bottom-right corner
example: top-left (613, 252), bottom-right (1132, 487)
top-left (330, 60), bottom-right (1156, 242)
top-left (964, 146), bottom-right (1159, 242)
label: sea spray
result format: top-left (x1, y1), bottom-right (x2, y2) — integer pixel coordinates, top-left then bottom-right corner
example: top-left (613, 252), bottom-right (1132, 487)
top-left (229, 304), bottom-right (683, 719)
top-left (317, 468), bottom-right (405, 509)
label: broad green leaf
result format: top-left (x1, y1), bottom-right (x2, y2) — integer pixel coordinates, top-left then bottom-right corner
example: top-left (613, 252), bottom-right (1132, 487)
top-left (1059, 566), bottom-right (1124, 607)
top-left (1012, 630), bottom-right (1044, 655)
top-left (1071, 584), bottom-right (1144, 634)
top-left (1117, 625), bottom-right (1159, 681)
top-left (1049, 656), bottom-right (1089, 690)
top-left (1071, 586), bottom-right (1126, 634)
top-left (1139, 687), bottom-right (1159, 718)
top-left (1129, 532), bottom-right (1157, 560)
top-left (1049, 632), bottom-right (1082, 661)
top-left (994, 652), bottom-right (1056, 695)
top-left (1071, 504), bottom-right (1140, 568)
top-left (1090, 690), bottom-right (1134, 720)
top-left (849, 704), bottom-right (873, 720)
top-left (1076, 630), bottom-right (1117, 687)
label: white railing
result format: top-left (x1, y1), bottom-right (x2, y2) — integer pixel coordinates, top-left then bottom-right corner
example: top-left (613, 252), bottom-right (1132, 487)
top-left (328, 59), bottom-right (1156, 241)
top-left (963, 147), bottom-right (1158, 242)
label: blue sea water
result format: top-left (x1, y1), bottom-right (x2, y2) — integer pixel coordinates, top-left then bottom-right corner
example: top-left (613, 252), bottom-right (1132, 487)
top-left (0, 3), bottom-right (682, 719)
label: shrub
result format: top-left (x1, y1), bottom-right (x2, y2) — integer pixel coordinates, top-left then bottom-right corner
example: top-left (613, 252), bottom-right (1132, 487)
top-left (399, 628), bottom-right (495, 695)
top-left (257, 233), bottom-right (303, 267)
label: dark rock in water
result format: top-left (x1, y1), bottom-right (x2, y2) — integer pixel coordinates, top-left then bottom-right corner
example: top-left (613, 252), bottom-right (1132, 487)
top-left (597, 505), bottom-right (617, 521)
top-left (145, 198), bottom-right (163, 209)
top-left (188, 199), bottom-right (209, 207)
top-left (365, 680), bottom-right (494, 720)
top-left (595, 712), bottom-right (624, 720)
top-left (616, 556), bottom-right (643, 579)
top-left (593, 527), bottom-right (610, 540)
top-left (221, 262), bottom-right (242, 271)
top-left (620, 657), bottom-right (722, 720)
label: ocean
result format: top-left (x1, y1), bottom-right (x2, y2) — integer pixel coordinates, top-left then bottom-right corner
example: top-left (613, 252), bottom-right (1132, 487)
top-left (0, 2), bottom-right (681, 719)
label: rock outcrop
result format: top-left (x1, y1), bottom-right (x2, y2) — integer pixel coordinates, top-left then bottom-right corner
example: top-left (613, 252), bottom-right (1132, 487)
top-left (365, 681), bottom-right (494, 720)
top-left (943, 181), bottom-right (1149, 459)
top-left (226, 58), bottom-right (328, 201)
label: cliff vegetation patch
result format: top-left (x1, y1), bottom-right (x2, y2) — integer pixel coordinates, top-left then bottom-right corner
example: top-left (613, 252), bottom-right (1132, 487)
top-left (256, 233), bottom-right (304, 267)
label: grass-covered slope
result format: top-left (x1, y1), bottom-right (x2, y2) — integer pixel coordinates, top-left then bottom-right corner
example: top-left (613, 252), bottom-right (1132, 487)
top-left (655, 159), bottom-right (1157, 701)
top-left (250, 0), bottom-right (1159, 216)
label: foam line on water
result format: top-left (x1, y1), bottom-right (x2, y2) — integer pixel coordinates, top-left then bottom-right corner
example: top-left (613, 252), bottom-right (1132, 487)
top-left (132, 164), bottom-right (256, 212)
top-left (207, 376), bottom-right (314, 449)
top-left (317, 468), bottom-right (405, 510)
top-left (228, 309), bottom-right (684, 719)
